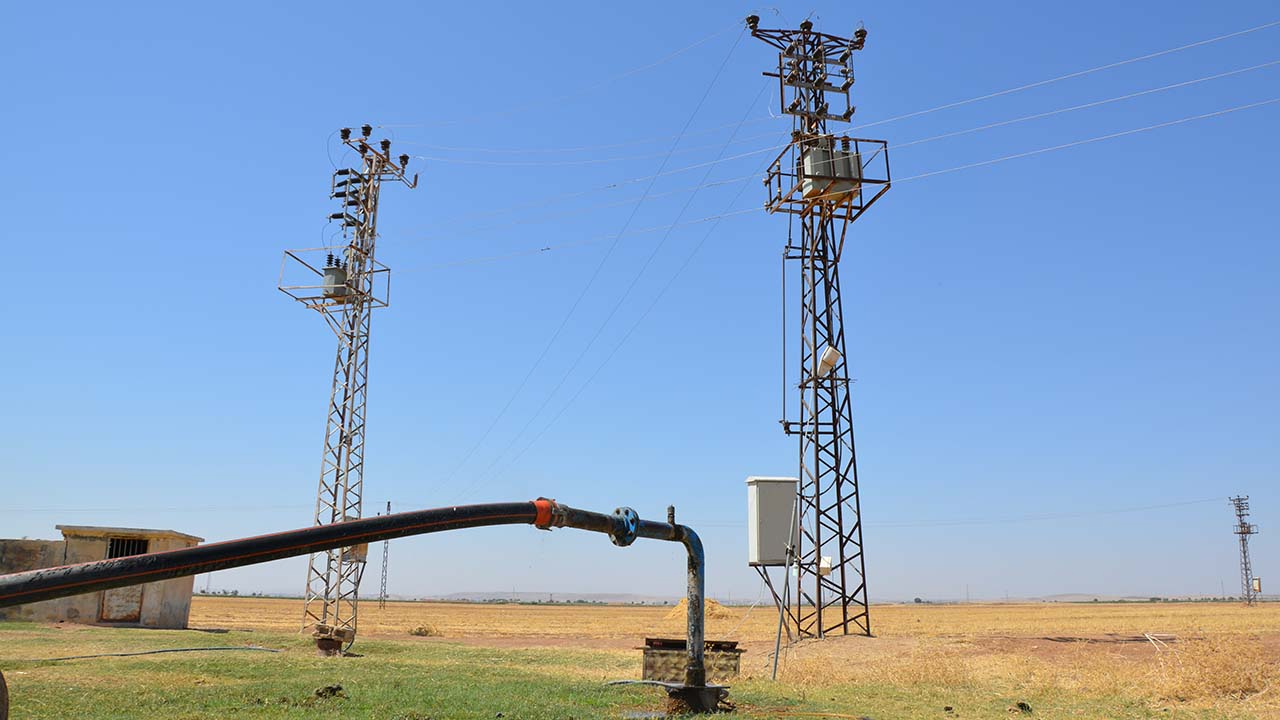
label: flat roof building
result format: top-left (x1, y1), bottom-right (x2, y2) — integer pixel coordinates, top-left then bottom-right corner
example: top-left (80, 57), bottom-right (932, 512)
top-left (0, 525), bottom-right (203, 629)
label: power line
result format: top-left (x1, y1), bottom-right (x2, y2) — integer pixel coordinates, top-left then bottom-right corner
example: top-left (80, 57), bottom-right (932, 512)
top-left (375, 20), bottom-right (743, 130)
top-left (871, 498), bottom-right (1223, 528)
top-left (398, 208), bottom-right (758, 273)
top-left (384, 18), bottom-right (1278, 165)
top-left (390, 11), bottom-right (1280, 240)
top-left (402, 91), bottom-right (1280, 272)
top-left (895, 96), bottom-right (1280, 184)
top-left (853, 18), bottom-right (1280, 131)
top-left (404, 51), bottom-right (1279, 173)
top-left (0, 495), bottom-right (1225, 526)
top-left (453, 91), bottom-right (779, 503)
top-left (398, 127), bottom-right (781, 162)
top-left (411, 138), bottom-right (785, 170)
top-left (449, 94), bottom-right (1279, 481)
top-left (400, 57), bottom-right (1279, 251)
top-left (890, 58), bottom-right (1280, 152)
top-left (434, 28), bottom-right (750, 493)
top-left (393, 119), bottom-right (776, 155)
top-left (690, 497), bottom-right (1224, 529)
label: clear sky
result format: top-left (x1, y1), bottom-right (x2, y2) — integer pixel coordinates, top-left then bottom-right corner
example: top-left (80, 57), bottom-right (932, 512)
top-left (2, 0), bottom-right (1276, 604)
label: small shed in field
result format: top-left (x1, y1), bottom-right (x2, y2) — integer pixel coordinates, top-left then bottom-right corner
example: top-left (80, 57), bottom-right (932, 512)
top-left (0, 525), bottom-right (203, 628)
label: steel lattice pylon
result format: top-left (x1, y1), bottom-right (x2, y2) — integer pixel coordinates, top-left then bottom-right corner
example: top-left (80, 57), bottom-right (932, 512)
top-left (278, 125), bottom-right (416, 653)
top-left (1230, 496), bottom-right (1260, 605)
top-left (749, 17), bottom-right (891, 639)
top-left (379, 501), bottom-right (391, 609)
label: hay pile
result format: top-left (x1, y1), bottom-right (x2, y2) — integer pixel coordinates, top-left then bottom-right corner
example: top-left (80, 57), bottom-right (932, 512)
top-left (665, 598), bottom-right (735, 620)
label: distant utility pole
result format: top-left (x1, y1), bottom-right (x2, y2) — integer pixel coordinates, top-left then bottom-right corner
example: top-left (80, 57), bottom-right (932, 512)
top-left (748, 15), bottom-right (891, 640)
top-left (379, 501), bottom-right (391, 609)
top-left (279, 124), bottom-right (417, 654)
top-left (1229, 496), bottom-right (1260, 605)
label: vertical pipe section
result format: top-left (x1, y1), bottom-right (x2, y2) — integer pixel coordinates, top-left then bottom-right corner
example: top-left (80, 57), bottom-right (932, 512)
top-left (540, 500), bottom-right (707, 688)
top-left (638, 513), bottom-right (704, 687)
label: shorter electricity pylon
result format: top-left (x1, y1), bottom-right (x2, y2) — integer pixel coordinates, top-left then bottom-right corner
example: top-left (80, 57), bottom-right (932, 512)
top-left (1230, 496), bottom-right (1260, 605)
top-left (379, 501), bottom-right (391, 609)
top-left (279, 124), bottom-right (417, 653)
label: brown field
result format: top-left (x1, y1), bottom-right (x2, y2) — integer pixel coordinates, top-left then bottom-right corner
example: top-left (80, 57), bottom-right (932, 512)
top-left (190, 597), bottom-right (1280, 716)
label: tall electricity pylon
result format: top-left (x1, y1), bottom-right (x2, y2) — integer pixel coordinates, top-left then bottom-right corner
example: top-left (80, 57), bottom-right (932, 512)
top-left (748, 16), bottom-right (891, 639)
top-left (1230, 496), bottom-right (1259, 605)
top-left (278, 125), bottom-right (417, 653)
top-left (379, 500), bottom-right (391, 609)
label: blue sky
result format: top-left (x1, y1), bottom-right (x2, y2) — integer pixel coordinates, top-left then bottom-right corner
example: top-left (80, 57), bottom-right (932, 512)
top-left (2, 0), bottom-right (1276, 603)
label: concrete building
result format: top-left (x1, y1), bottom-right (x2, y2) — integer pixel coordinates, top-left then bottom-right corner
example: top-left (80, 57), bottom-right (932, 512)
top-left (0, 525), bottom-right (203, 628)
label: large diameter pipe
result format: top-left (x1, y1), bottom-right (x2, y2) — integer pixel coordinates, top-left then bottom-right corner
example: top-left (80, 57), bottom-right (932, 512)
top-left (0, 499), bottom-right (707, 688)
top-left (0, 503), bottom-right (538, 608)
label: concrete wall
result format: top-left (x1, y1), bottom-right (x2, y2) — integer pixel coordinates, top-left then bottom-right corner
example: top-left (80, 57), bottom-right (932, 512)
top-left (0, 534), bottom-right (198, 629)
top-left (133, 536), bottom-right (198, 629)
top-left (0, 540), bottom-right (88, 623)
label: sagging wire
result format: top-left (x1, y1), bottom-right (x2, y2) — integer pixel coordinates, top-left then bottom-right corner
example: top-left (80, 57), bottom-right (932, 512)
top-left (454, 86), bottom-right (780, 503)
top-left (853, 17), bottom-right (1280, 132)
top-left (405, 93), bottom-right (1279, 271)
top-left (438, 94), bottom-right (1278, 487)
top-left (376, 19), bottom-right (744, 130)
top-left (437, 26), bottom-right (752, 497)
top-left (471, 148), bottom-right (776, 496)
top-left (888, 58), bottom-right (1280, 153)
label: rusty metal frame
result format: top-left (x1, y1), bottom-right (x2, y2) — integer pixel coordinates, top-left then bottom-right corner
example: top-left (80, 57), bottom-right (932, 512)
top-left (750, 17), bottom-right (886, 640)
top-left (278, 247), bottom-right (391, 313)
top-left (763, 135), bottom-right (890, 231)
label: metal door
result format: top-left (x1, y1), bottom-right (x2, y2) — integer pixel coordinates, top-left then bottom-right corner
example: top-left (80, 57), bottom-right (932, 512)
top-left (99, 585), bottom-right (143, 622)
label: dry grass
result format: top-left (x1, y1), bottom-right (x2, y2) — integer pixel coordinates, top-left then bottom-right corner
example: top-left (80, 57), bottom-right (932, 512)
top-left (1150, 635), bottom-right (1278, 702)
top-left (192, 595), bottom-right (1280, 640)
top-left (189, 597), bottom-right (1280, 715)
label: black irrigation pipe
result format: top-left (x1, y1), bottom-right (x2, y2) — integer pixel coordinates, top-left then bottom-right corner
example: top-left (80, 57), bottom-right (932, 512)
top-left (10, 646), bottom-right (281, 663)
top-left (0, 499), bottom-right (716, 713)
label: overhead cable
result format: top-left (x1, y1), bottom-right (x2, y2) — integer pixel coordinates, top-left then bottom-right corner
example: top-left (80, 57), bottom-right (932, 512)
top-left (453, 89), bottom-right (780, 501)
top-left (854, 18), bottom-right (1280, 131)
top-left (434, 28), bottom-right (750, 493)
top-left (446, 96), bottom-right (1279, 479)
top-left (375, 20), bottom-right (743, 130)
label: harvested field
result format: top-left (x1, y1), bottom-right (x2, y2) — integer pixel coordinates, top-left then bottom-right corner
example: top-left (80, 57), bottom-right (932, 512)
top-left (2, 597), bottom-right (1275, 718)
top-left (185, 596), bottom-right (1280, 717)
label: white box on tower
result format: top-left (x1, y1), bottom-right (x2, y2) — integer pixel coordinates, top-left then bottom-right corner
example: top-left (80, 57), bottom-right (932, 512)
top-left (746, 476), bottom-right (799, 566)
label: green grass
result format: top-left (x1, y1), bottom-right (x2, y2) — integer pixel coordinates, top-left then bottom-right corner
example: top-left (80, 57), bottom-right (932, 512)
top-left (0, 622), bottom-right (1253, 719)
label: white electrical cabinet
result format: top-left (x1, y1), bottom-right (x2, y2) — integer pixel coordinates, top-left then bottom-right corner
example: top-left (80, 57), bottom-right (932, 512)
top-left (746, 476), bottom-right (799, 566)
